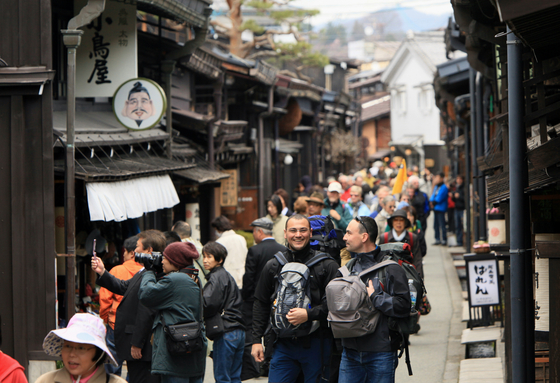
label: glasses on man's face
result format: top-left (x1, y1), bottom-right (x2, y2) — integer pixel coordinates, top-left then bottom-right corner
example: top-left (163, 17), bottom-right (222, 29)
top-left (62, 344), bottom-right (95, 355)
top-left (350, 194), bottom-right (360, 197)
top-left (387, 205), bottom-right (396, 210)
top-left (355, 216), bottom-right (369, 236)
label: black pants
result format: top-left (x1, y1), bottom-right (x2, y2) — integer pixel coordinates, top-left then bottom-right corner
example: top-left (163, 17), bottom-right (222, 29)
top-left (127, 360), bottom-right (160, 383)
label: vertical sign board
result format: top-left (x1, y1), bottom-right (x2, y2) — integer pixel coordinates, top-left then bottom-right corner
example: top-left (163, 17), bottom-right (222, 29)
top-left (185, 203), bottom-right (201, 243)
top-left (465, 253), bottom-right (501, 307)
top-left (221, 169), bottom-right (238, 207)
top-left (75, 0), bottom-right (137, 97)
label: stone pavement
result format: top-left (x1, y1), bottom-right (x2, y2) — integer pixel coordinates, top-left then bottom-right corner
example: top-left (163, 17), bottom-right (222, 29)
top-left (395, 223), bottom-right (465, 382)
top-left (203, 219), bottom-right (466, 383)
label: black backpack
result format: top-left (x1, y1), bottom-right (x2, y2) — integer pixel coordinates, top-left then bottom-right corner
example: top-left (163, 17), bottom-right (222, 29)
top-left (308, 215), bottom-right (345, 265)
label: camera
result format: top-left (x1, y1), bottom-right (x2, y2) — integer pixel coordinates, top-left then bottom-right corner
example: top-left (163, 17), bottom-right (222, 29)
top-left (135, 251), bottom-right (163, 271)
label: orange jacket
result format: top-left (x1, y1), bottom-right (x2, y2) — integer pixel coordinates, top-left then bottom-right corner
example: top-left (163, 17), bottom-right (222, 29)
top-left (99, 259), bottom-right (143, 329)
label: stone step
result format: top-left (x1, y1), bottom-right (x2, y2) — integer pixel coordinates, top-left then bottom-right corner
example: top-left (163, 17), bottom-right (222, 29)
top-left (459, 357), bottom-right (503, 383)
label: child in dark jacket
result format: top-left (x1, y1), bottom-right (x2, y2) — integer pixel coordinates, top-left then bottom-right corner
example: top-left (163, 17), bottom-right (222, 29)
top-left (202, 241), bottom-right (245, 383)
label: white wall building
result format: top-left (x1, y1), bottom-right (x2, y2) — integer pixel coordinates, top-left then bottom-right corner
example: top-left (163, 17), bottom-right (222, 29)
top-left (381, 31), bottom-right (464, 169)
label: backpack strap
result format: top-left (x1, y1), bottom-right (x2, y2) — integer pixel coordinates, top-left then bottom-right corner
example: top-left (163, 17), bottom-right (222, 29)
top-left (358, 259), bottom-right (398, 278)
top-left (274, 251), bottom-right (289, 266)
top-left (345, 257), bottom-right (357, 272)
top-left (339, 265), bottom-right (351, 277)
top-left (408, 232), bottom-right (414, 249)
top-left (382, 232), bottom-right (389, 244)
top-left (305, 253), bottom-right (331, 268)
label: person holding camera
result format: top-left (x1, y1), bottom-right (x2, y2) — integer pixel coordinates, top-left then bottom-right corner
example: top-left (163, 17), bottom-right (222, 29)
top-left (91, 230), bottom-right (166, 383)
top-left (138, 241), bottom-right (207, 383)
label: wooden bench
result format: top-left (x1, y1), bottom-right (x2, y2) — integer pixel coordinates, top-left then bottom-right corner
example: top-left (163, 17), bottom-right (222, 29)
top-left (459, 357), bottom-right (503, 383)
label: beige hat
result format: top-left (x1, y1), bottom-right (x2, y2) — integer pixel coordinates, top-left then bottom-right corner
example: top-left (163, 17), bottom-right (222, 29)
top-left (327, 182), bottom-right (344, 194)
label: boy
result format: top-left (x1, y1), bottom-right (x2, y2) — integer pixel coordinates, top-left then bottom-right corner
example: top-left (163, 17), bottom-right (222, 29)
top-left (202, 242), bottom-right (245, 383)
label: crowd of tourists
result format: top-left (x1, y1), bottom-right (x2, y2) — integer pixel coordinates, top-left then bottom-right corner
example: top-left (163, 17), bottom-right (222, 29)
top-left (11, 160), bottom-right (467, 383)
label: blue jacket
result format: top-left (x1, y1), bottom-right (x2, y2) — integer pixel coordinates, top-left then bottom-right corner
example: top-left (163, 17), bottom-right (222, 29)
top-left (430, 183), bottom-right (449, 212)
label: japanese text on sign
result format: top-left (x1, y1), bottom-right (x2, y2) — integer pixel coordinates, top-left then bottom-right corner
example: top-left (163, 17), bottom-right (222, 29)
top-left (467, 259), bottom-right (500, 306)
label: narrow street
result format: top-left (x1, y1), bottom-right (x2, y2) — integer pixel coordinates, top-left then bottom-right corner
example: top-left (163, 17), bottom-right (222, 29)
top-left (395, 219), bottom-right (464, 382)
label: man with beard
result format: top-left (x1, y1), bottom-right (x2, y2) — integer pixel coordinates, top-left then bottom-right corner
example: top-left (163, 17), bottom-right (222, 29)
top-left (251, 215), bottom-right (338, 383)
top-left (321, 182), bottom-right (353, 232)
top-left (121, 81), bottom-right (155, 127)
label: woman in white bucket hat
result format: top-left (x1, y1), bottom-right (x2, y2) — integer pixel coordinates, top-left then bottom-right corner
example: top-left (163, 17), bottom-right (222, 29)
top-left (36, 314), bottom-right (127, 383)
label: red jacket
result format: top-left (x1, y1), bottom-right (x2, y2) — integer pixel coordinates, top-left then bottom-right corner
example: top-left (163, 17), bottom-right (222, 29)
top-left (99, 259), bottom-right (143, 329)
top-left (0, 351), bottom-right (26, 383)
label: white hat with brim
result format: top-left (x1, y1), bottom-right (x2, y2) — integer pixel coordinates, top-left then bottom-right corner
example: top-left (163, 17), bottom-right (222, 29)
top-left (42, 313), bottom-right (118, 366)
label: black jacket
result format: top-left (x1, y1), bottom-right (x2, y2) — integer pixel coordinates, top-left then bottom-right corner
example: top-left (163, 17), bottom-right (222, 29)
top-left (251, 245), bottom-right (339, 344)
top-left (242, 239), bottom-right (287, 302)
top-left (411, 190), bottom-right (430, 230)
top-left (452, 183), bottom-right (465, 210)
top-left (341, 247), bottom-right (410, 352)
top-left (203, 265), bottom-right (245, 331)
top-left (97, 269), bottom-right (155, 361)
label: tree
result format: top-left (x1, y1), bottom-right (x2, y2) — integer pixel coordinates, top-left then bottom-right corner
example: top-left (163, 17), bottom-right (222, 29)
top-left (350, 20), bottom-right (366, 41)
top-left (210, 0), bottom-right (329, 82)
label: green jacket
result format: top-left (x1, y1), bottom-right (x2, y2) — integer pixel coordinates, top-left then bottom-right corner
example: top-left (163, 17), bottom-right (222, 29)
top-left (321, 198), bottom-right (353, 232)
top-left (139, 271), bottom-right (207, 378)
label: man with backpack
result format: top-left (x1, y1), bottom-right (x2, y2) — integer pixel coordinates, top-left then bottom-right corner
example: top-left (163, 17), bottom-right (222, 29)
top-left (251, 214), bottom-right (339, 383)
top-left (338, 216), bottom-right (411, 383)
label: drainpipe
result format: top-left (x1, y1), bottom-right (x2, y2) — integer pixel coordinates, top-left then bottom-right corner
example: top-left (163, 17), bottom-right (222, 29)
top-left (61, 0), bottom-right (105, 323)
top-left (161, 60), bottom-right (176, 159)
top-left (470, 69), bottom-right (479, 242)
top-left (455, 94), bottom-right (471, 252)
top-left (207, 74), bottom-right (224, 223)
top-left (476, 72), bottom-right (487, 240)
top-left (258, 86), bottom-right (274, 217)
top-left (507, 27), bottom-right (534, 383)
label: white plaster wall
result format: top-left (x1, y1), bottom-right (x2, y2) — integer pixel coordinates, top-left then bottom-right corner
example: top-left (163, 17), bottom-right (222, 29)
top-left (388, 53), bottom-right (441, 143)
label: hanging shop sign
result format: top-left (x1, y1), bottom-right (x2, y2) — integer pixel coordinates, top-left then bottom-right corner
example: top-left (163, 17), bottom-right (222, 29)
top-left (185, 203), bottom-right (202, 243)
top-left (112, 78), bottom-right (167, 131)
top-left (75, 0), bottom-right (137, 97)
top-left (221, 169), bottom-right (238, 207)
top-left (464, 253), bottom-right (500, 307)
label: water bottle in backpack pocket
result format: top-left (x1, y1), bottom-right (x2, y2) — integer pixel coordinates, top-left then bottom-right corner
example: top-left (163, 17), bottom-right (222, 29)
top-left (271, 252), bottom-right (331, 338)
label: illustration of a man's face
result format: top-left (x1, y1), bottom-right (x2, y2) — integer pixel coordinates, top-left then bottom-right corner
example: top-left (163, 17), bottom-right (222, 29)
top-left (121, 82), bottom-right (155, 127)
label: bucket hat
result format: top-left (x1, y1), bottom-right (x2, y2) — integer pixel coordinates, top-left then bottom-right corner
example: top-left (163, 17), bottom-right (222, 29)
top-left (42, 313), bottom-right (118, 366)
top-left (306, 192), bottom-right (326, 205)
top-left (387, 209), bottom-right (412, 229)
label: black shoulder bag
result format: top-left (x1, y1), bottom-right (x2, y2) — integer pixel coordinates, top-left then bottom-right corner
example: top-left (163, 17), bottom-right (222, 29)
top-left (161, 271), bottom-right (205, 355)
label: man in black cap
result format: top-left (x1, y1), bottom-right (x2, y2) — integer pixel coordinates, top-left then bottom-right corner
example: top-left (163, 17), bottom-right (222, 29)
top-left (241, 218), bottom-right (287, 379)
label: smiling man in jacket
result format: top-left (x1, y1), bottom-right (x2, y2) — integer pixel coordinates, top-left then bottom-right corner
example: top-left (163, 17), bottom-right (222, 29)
top-left (251, 214), bottom-right (339, 383)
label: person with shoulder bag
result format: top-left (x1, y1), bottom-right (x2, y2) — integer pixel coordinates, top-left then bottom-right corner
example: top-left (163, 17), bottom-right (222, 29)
top-left (137, 242), bottom-right (207, 383)
top-left (202, 241), bottom-right (245, 383)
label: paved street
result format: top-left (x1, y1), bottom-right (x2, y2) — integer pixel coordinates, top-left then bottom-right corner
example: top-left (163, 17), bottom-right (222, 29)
top-left (395, 221), bottom-right (464, 382)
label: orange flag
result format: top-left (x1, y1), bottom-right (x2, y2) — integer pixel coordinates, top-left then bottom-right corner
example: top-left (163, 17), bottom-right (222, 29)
top-left (392, 159), bottom-right (408, 195)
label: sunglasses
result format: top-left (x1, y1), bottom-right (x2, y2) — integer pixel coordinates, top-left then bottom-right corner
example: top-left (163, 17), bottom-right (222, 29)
top-left (355, 216), bottom-right (369, 236)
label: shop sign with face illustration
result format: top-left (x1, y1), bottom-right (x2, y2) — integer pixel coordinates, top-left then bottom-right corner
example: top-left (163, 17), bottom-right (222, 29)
top-left (112, 78), bottom-right (167, 131)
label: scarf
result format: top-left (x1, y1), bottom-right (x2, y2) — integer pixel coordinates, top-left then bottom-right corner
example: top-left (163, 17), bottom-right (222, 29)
top-left (392, 229), bottom-right (406, 242)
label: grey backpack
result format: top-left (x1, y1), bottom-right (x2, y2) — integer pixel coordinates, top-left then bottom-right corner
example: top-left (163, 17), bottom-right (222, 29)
top-left (326, 259), bottom-right (397, 338)
top-left (272, 252), bottom-right (331, 338)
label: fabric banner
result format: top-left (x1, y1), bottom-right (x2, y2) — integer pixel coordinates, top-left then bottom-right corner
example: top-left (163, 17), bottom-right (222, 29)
top-left (86, 175), bottom-right (179, 222)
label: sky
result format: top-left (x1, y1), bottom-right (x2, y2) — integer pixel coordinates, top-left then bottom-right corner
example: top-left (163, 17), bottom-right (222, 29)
top-left (276, 0), bottom-right (453, 27)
